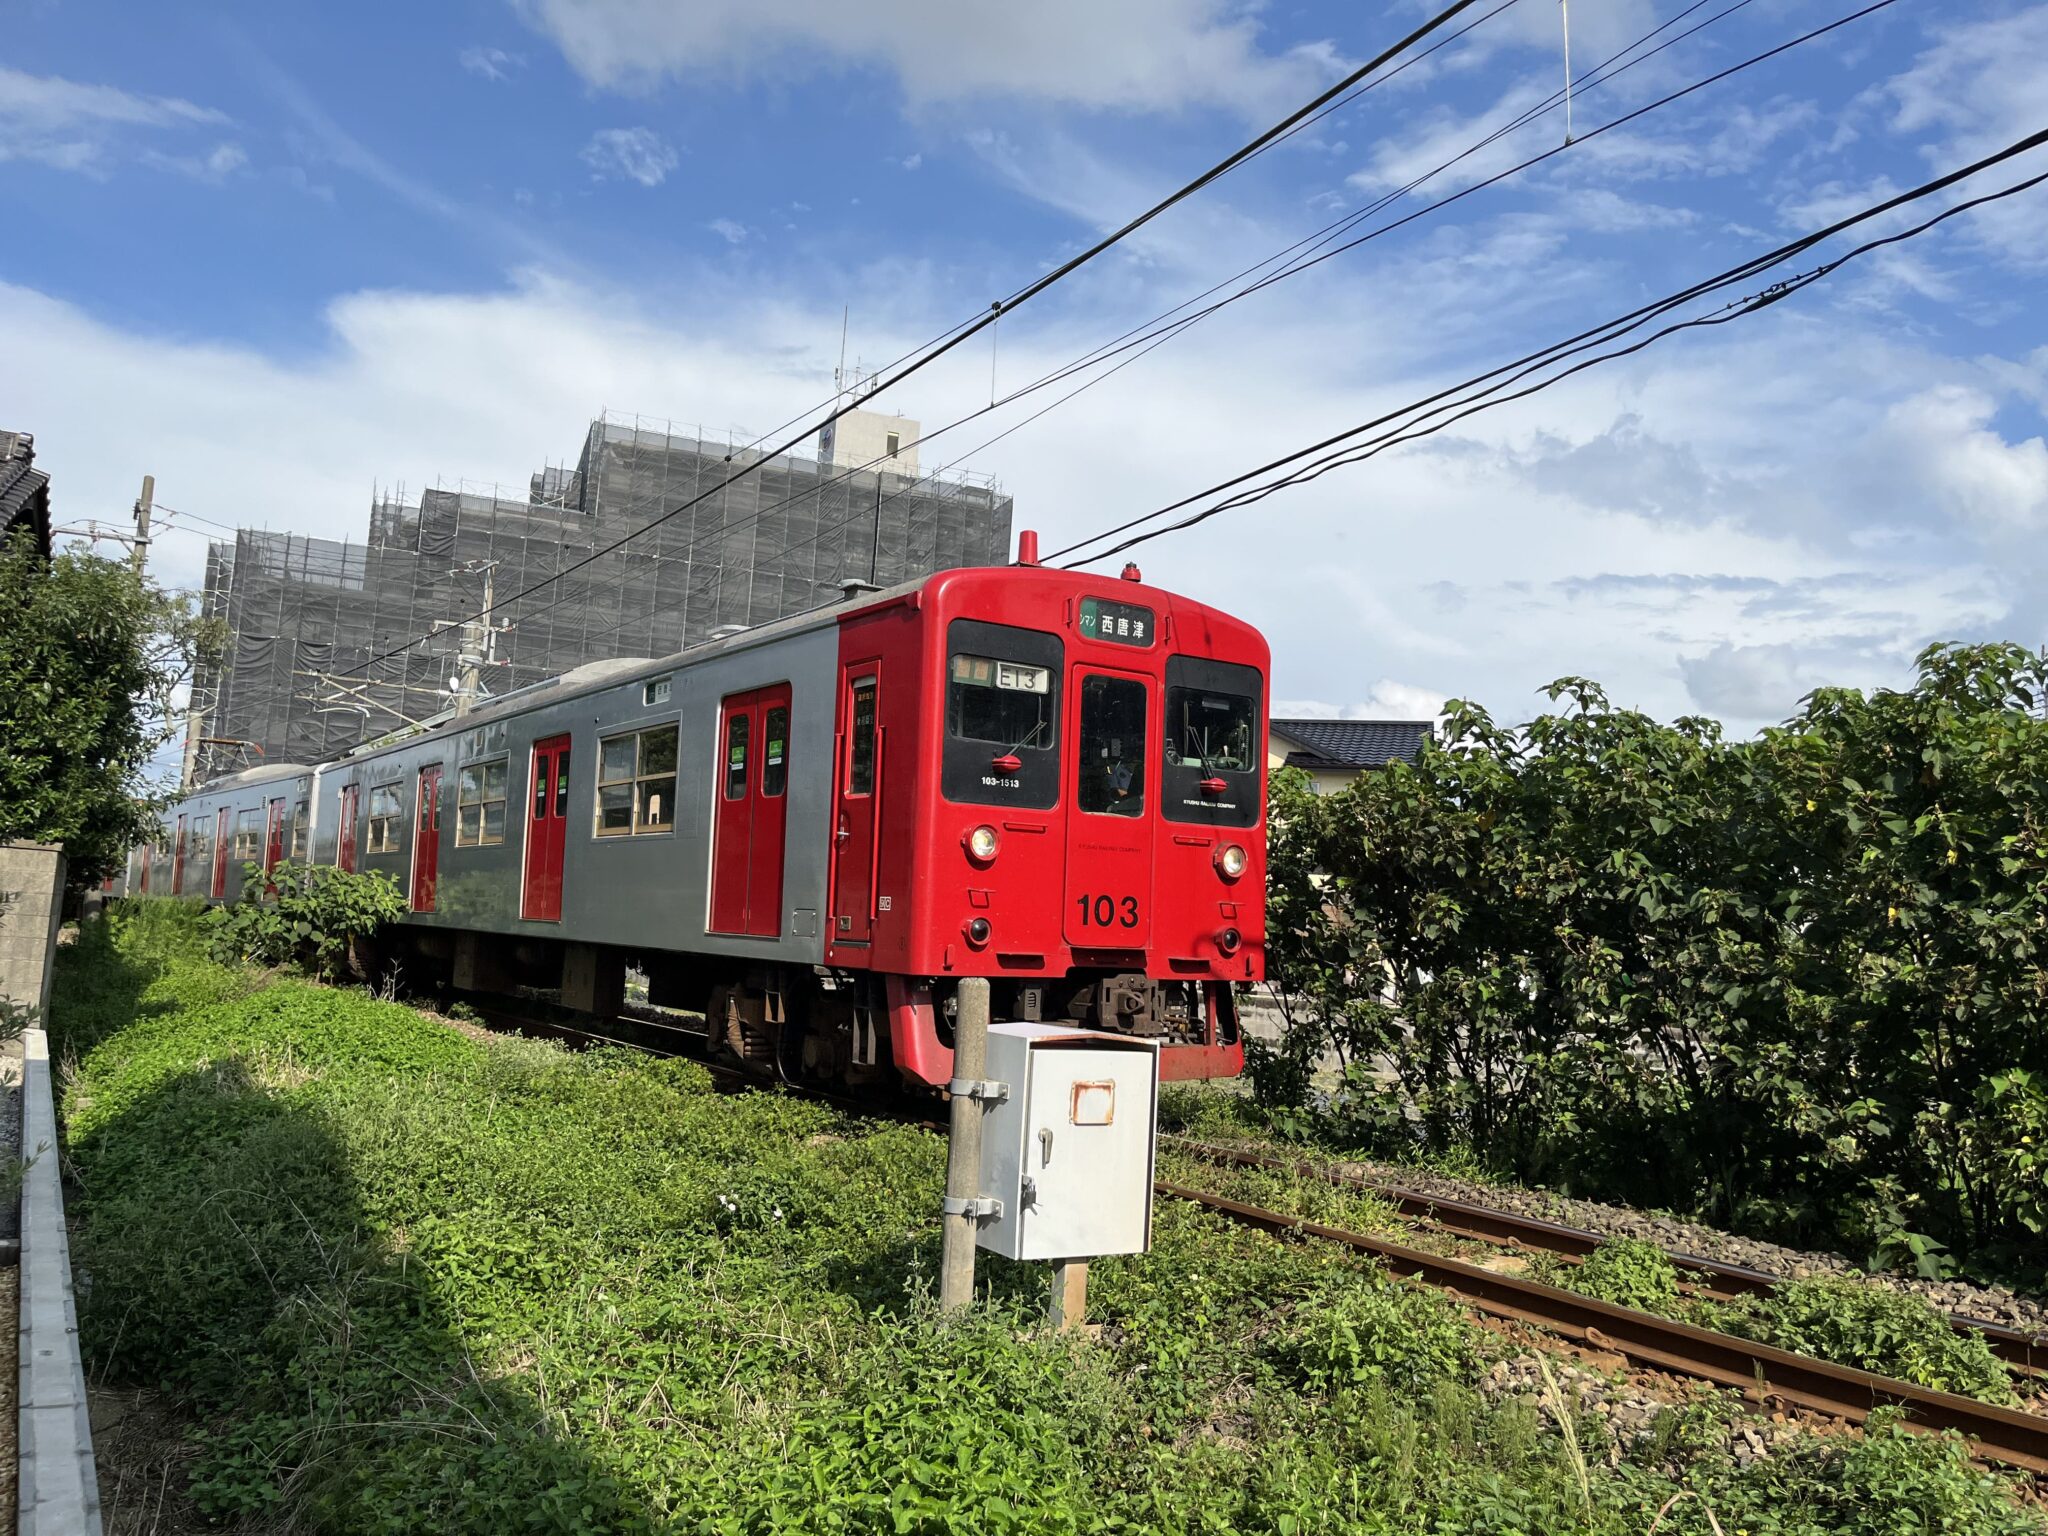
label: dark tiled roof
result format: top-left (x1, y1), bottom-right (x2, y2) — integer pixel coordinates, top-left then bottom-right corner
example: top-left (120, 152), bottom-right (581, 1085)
top-left (1271, 718), bottom-right (1433, 771)
top-left (0, 434), bottom-right (51, 561)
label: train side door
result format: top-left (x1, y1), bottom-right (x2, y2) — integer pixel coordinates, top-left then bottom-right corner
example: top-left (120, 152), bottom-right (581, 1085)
top-left (412, 764), bottom-right (442, 913)
top-left (264, 798), bottom-right (286, 873)
top-left (522, 735), bottom-right (570, 922)
top-left (828, 670), bottom-right (881, 947)
top-left (709, 685), bottom-right (791, 937)
top-left (172, 815), bottom-right (187, 894)
top-left (211, 806), bottom-right (231, 899)
top-left (337, 784), bottom-right (359, 872)
top-left (1063, 669), bottom-right (1154, 948)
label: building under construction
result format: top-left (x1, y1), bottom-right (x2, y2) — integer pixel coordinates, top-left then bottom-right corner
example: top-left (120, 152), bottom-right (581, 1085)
top-left (189, 409), bottom-right (1013, 778)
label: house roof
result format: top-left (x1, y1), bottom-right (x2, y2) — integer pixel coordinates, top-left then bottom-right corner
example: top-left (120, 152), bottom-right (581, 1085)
top-left (0, 432), bottom-right (51, 562)
top-left (1270, 718), bottom-right (1433, 772)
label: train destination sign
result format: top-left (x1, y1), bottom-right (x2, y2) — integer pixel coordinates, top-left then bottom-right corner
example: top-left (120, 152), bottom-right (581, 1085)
top-left (1079, 597), bottom-right (1154, 647)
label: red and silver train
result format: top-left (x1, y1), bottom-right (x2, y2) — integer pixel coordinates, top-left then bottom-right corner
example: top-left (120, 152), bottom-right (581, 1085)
top-left (129, 548), bottom-right (1269, 1088)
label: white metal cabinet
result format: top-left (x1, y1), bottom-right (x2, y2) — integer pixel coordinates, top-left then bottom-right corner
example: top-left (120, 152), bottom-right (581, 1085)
top-left (976, 1023), bottom-right (1159, 1261)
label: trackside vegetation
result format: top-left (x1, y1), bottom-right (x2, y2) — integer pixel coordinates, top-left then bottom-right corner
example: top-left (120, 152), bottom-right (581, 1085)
top-left (1260, 643), bottom-right (2048, 1285)
top-left (52, 906), bottom-right (2047, 1533)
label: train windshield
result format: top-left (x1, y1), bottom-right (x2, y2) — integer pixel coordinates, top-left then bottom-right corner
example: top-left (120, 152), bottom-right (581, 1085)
top-left (942, 618), bottom-right (1062, 809)
top-left (1162, 656), bottom-right (1263, 828)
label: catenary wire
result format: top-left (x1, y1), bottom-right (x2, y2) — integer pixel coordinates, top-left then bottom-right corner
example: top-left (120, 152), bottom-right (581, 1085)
top-left (328, 0), bottom-right (1498, 681)
top-left (341, 0), bottom-right (1844, 678)
top-left (1059, 130), bottom-right (2048, 566)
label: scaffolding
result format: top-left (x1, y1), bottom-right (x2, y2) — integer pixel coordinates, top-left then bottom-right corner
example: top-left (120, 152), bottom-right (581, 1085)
top-left (190, 411), bottom-right (1014, 776)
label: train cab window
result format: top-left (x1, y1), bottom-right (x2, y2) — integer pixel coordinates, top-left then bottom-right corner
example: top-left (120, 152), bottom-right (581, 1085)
top-left (763, 707), bottom-right (790, 797)
top-left (1077, 675), bottom-right (1148, 818)
top-left (597, 725), bottom-right (679, 836)
top-left (724, 713), bottom-right (750, 800)
top-left (289, 798), bottom-right (309, 859)
top-left (234, 808), bottom-right (264, 861)
top-left (457, 758), bottom-right (508, 846)
top-left (366, 786), bottom-right (404, 853)
top-left (941, 619), bottom-right (1062, 809)
top-left (1161, 656), bottom-right (1263, 828)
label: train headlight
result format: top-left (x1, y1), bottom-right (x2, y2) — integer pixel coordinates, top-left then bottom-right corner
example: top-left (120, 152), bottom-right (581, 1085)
top-left (966, 825), bottom-right (1000, 863)
top-left (1217, 927), bottom-right (1242, 956)
top-left (965, 916), bottom-right (992, 947)
top-left (1215, 843), bottom-right (1248, 880)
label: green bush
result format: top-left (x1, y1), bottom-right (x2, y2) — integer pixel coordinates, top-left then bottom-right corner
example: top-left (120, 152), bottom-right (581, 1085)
top-left (1263, 643), bottom-right (2048, 1280)
top-left (204, 861), bottom-right (406, 977)
top-left (1714, 1277), bottom-right (2016, 1403)
top-left (1271, 1271), bottom-right (1478, 1396)
top-left (1561, 1238), bottom-right (1682, 1314)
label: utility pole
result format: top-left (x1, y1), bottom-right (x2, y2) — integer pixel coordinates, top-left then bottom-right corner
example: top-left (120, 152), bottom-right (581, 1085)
top-left (939, 977), bottom-right (994, 1311)
top-left (449, 559), bottom-right (505, 717)
top-left (131, 474), bottom-right (154, 575)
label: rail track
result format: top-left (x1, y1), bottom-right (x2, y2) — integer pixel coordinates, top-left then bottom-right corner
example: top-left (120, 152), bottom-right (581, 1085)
top-left (454, 999), bottom-right (2048, 1477)
top-left (1163, 1135), bottom-right (2048, 1378)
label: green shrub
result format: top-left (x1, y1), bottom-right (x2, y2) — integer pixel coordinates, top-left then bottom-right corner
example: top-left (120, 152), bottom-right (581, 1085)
top-left (1562, 1238), bottom-right (1682, 1314)
top-left (1714, 1277), bottom-right (2016, 1403)
top-left (1271, 1272), bottom-right (1478, 1396)
top-left (204, 861), bottom-right (405, 977)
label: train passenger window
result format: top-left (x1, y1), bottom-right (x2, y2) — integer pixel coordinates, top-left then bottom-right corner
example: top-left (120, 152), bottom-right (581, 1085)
top-left (762, 707), bottom-right (789, 798)
top-left (554, 749), bottom-right (569, 819)
top-left (366, 786), bottom-right (405, 854)
top-left (724, 713), bottom-right (750, 800)
top-left (234, 808), bottom-right (264, 861)
top-left (597, 726), bottom-right (678, 836)
top-left (849, 679), bottom-right (876, 796)
top-left (289, 798), bottom-right (309, 859)
top-left (457, 758), bottom-right (508, 846)
top-left (1077, 675), bottom-right (1148, 818)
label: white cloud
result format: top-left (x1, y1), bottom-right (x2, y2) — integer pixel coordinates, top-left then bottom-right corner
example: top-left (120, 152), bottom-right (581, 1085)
top-left (1275, 681), bottom-right (1448, 721)
top-left (900, 152), bottom-right (922, 172)
top-left (512, 0), bottom-right (1345, 118)
top-left (141, 141), bottom-right (249, 184)
top-left (1881, 385), bottom-right (2048, 540)
top-left (581, 126), bottom-right (678, 186)
top-left (0, 65), bottom-right (229, 175)
top-left (707, 217), bottom-right (748, 245)
top-left (460, 46), bottom-right (524, 82)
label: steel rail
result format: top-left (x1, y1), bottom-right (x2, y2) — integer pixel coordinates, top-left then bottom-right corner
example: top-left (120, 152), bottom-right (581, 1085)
top-left (1163, 1137), bottom-right (2048, 1378)
top-left (1156, 1181), bottom-right (2048, 1475)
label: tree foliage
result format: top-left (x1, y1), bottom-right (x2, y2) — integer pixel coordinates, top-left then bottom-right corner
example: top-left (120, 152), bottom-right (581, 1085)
top-left (1263, 643), bottom-right (2048, 1279)
top-left (0, 535), bottom-right (219, 888)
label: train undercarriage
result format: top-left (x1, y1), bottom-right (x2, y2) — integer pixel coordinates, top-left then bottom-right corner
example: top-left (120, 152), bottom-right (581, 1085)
top-left (373, 927), bottom-right (1240, 1089)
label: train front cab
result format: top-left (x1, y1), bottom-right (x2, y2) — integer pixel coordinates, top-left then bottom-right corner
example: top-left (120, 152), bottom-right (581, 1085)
top-left (828, 564), bottom-right (1267, 1088)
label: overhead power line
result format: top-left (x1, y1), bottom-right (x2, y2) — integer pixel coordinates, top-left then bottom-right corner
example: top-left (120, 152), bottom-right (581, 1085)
top-left (330, 0), bottom-right (1497, 683)
top-left (1055, 127), bottom-right (2048, 568)
top-left (342, 0), bottom-right (1857, 674)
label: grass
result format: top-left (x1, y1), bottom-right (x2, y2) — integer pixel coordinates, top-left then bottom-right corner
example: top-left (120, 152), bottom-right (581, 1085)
top-left (50, 904), bottom-right (2048, 1534)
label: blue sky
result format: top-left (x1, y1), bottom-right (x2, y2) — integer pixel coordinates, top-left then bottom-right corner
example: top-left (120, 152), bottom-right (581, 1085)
top-left (4, 0), bottom-right (2046, 732)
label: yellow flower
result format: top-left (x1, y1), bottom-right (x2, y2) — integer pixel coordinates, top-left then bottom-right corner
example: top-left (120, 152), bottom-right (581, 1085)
top-left (1947, 848), bottom-right (1958, 865)
top-left (1887, 906), bottom-right (1899, 923)
top-left (1805, 798), bottom-right (1816, 811)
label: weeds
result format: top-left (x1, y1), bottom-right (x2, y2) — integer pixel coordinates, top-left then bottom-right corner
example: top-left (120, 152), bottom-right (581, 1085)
top-left (47, 913), bottom-right (2048, 1534)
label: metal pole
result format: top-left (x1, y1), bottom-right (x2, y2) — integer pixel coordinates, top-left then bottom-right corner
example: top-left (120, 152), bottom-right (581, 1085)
top-left (868, 474), bottom-right (884, 588)
top-left (131, 474), bottom-right (154, 575)
top-left (1050, 1259), bottom-right (1089, 1331)
top-left (939, 977), bottom-right (991, 1312)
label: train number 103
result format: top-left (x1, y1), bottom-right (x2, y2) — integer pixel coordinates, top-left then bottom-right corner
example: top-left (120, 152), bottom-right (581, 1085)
top-left (1074, 893), bottom-right (1140, 929)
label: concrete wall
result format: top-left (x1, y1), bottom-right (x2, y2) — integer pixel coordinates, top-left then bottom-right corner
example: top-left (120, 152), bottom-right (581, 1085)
top-left (0, 843), bottom-right (65, 1019)
top-left (829, 408), bottom-right (920, 475)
